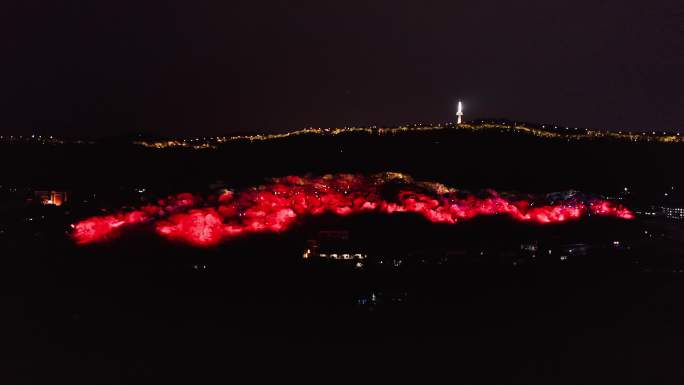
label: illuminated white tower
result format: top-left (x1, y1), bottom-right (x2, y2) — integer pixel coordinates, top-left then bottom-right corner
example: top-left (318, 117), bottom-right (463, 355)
top-left (456, 100), bottom-right (464, 125)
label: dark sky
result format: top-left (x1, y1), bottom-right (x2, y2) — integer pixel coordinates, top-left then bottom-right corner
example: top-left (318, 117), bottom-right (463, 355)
top-left (1, 0), bottom-right (683, 137)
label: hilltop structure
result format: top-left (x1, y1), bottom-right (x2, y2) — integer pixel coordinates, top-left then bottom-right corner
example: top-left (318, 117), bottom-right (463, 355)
top-left (456, 101), bottom-right (464, 125)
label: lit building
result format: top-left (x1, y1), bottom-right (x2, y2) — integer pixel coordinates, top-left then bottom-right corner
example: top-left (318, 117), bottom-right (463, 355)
top-left (303, 230), bottom-right (367, 264)
top-left (34, 190), bottom-right (69, 206)
top-left (520, 242), bottom-right (538, 252)
top-left (662, 207), bottom-right (684, 220)
top-left (303, 241), bottom-right (367, 261)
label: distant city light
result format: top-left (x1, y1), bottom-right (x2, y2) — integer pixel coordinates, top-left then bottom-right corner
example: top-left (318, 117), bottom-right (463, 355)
top-left (128, 120), bottom-right (684, 150)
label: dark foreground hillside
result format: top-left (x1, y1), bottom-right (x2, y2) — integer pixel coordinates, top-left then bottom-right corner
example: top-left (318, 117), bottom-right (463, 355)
top-left (1, 212), bottom-right (684, 383)
top-left (3, 249), bottom-right (684, 383)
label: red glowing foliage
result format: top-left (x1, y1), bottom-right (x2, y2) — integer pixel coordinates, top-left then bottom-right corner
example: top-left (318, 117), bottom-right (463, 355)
top-left (71, 212), bottom-right (147, 245)
top-left (71, 173), bottom-right (634, 246)
top-left (156, 209), bottom-right (225, 247)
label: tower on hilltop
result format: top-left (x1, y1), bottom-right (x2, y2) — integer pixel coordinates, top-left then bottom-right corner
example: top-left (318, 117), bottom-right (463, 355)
top-left (456, 101), bottom-right (464, 125)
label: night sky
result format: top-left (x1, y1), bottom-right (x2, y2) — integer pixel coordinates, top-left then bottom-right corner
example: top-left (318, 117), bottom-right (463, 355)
top-left (2, 0), bottom-right (682, 137)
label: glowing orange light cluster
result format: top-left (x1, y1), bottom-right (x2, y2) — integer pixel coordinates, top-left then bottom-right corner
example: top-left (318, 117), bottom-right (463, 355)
top-left (71, 173), bottom-right (634, 246)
